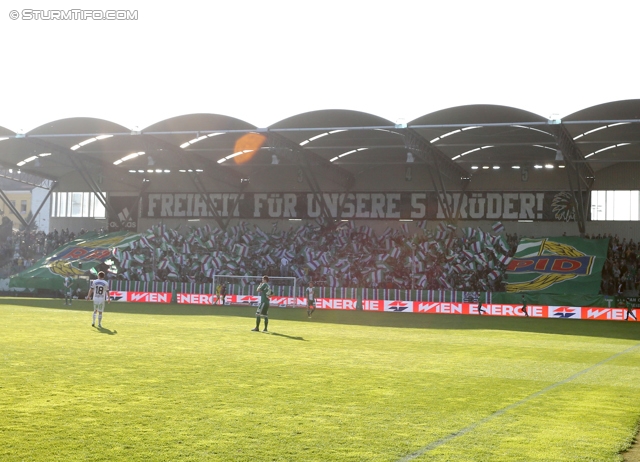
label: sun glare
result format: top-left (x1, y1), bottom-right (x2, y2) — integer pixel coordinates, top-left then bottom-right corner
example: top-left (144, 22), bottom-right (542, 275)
top-left (232, 133), bottom-right (266, 164)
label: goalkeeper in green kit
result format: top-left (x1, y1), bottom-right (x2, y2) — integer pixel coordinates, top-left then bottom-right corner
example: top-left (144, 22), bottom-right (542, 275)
top-left (252, 276), bottom-right (272, 332)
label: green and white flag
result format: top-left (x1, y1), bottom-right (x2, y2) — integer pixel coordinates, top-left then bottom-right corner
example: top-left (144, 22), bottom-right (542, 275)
top-left (505, 236), bottom-right (609, 294)
top-left (10, 231), bottom-right (139, 290)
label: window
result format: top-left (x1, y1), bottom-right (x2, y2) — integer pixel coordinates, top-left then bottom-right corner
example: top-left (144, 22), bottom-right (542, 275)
top-left (591, 190), bottom-right (640, 221)
top-left (51, 192), bottom-right (106, 218)
top-left (71, 193), bottom-right (82, 217)
top-left (82, 192), bottom-right (90, 217)
top-left (94, 197), bottom-right (105, 219)
top-left (20, 200), bottom-right (27, 214)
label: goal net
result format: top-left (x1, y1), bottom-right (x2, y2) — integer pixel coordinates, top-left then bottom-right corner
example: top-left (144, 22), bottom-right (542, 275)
top-left (212, 275), bottom-right (299, 307)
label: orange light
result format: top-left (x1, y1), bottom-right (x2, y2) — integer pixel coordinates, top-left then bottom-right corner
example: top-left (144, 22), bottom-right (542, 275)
top-left (232, 133), bottom-right (266, 164)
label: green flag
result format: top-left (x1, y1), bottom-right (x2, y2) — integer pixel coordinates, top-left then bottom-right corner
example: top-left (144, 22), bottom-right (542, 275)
top-left (10, 231), bottom-right (139, 290)
top-left (504, 236), bottom-right (609, 294)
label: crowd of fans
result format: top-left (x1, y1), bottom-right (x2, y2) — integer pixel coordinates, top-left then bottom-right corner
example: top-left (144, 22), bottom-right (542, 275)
top-left (106, 221), bottom-right (518, 291)
top-left (7, 220), bottom-right (637, 294)
top-left (592, 233), bottom-right (640, 296)
top-left (0, 226), bottom-right (102, 278)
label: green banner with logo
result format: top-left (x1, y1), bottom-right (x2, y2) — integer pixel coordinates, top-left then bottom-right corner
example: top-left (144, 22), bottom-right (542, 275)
top-left (9, 231), bottom-right (139, 290)
top-left (504, 237), bottom-right (609, 294)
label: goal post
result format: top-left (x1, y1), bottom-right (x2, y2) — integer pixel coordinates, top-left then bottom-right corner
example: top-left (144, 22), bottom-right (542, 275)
top-left (212, 274), bottom-right (299, 307)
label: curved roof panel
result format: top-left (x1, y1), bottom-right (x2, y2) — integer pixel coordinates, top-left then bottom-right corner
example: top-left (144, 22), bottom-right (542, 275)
top-left (270, 109), bottom-right (393, 130)
top-left (268, 110), bottom-right (402, 170)
top-left (408, 105), bottom-right (554, 170)
top-left (28, 117), bottom-right (129, 137)
top-left (0, 125), bottom-right (16, 138)
top-left (563, 100), bottom-right (640, 171)
top-left (0, 117), bottom-right (131, 180)
top-left (563, 99), bottom-right (640, 122)
top-left (141, 114), bottom-right (259, 170)
top-left (410, 104), bottom-right (547, 125)
top-left (0, 102), bottom-right (637, 183)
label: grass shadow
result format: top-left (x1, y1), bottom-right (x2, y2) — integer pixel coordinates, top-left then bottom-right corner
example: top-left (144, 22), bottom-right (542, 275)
top-left (95, 326), bottom-right (117, 335)
top-left (267, 331), bottom-right (306, 341)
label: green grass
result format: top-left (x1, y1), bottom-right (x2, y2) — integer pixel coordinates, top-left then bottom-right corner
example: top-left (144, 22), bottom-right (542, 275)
top-left (1, 298), bottom-right (640, 461)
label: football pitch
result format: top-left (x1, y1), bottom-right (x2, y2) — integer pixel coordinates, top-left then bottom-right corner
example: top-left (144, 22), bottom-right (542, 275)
top-left (1, 298), bottom-right (640, 461)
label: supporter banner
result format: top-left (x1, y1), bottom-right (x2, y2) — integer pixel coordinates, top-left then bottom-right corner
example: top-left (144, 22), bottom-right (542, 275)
top-left (9, 231), bottom-right (139, 291)
top-left (505, 237), bottom-right (609, 294)
top-left (140, 191), bottom-right (583, 221)
top-left (429, 191), bottom-right (585, 221)
top-left (108, 195), bottom-right (139, 232)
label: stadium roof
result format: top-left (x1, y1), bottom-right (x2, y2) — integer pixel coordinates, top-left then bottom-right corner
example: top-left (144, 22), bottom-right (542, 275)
top-left (0, 100), bottom-right (639, 185)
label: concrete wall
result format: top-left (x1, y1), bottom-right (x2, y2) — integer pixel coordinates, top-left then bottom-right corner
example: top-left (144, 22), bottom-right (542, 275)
top-left (49, 159), bottom-right (640, 195)
top-left (49, 217), bottom-right (108, 233)
top-left (30, 186), bottom-right (51, 232)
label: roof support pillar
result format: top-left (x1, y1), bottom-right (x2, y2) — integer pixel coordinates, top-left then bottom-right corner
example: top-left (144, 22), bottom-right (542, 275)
top-left (549, 122), bottom-right (595, 237)
top-left (266, 132), bottom-right (355, 225)
top-left (0, 187), bottom-right (29, 228)
top-left (185, 170), bottom-right (230, 231)
top-left (403, 128), bottom-right (470, 224)
top-left (24, 181), bottom-right (58, 232)
top-left (23, 137), bottom-right (117, 221)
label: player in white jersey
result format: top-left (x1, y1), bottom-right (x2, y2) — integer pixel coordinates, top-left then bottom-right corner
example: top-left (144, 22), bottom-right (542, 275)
top-left (87, 271), bottom-right (110, 328)
top-left (306, 282), bottom-right (316, 318)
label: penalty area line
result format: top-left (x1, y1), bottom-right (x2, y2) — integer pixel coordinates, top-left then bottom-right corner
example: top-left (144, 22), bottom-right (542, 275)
top-left (397, 342), bottom-right (640, 462)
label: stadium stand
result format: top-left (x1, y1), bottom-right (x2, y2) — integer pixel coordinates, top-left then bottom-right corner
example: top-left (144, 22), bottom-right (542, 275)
top-left (0, 227), bottom-right (99, 278)
top-left (2, 101), bottom-right (640, 308)
top-left (107, 221), bottom-right (518, 291)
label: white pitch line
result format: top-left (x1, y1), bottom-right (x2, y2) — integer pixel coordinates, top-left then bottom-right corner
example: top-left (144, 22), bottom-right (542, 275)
top-left (398, 342), bottom-right (640, 462)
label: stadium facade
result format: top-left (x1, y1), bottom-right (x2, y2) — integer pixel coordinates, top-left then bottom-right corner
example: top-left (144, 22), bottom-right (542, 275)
top-left (0, 100), bottom-right (638, 238)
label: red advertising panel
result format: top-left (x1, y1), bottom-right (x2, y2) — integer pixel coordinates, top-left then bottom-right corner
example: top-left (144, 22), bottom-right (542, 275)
top-left (414, 302), bottom-right (466, 315)
top-left (128, 292), bottom-right (172, 303)
top-left (177, 293), bottom-right (215, 305)
top-left (108, 292), bottom-right (639, 321)
top-left (110, 291), bottom-right (172, 303)
top-left (317, 298), bottom-right (358, 310)
top-left (582, 307), bottom-right (635, 321)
